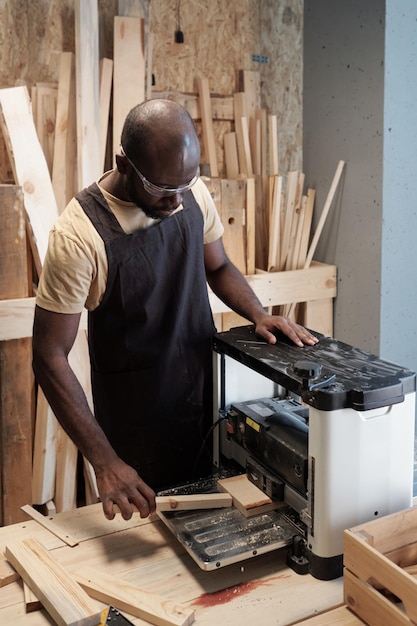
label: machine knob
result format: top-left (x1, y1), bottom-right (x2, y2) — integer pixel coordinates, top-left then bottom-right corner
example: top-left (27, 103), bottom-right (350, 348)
top-left (294, 360), bottom-right (322, 379)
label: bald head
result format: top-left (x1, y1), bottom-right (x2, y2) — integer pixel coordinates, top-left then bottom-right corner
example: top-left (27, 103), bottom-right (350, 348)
top-left (120, 99), bottom-right (200, 168)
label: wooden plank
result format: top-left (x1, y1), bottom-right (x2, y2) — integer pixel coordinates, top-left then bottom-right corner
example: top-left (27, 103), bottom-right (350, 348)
top-left (113, 15), bottom-right (145, 158)
top-left (0, 185), bottom-right (33, 526)
top-left (76, 565), bottom-right (195, 626)
top-left (234, 92), bottom-right (253, 176)
top-left (297, 189), bottom-right (315, 269)
top-left (267, 175), bottom-right (282, 271)
top-left (220, 179), bottom-right (247, 274)
top-left (217, 474), bottom-right (282, 518)
top-left (304, 160), bottom-right (345, 268)
top-left (52, 52), bottom-right (77, 214)
top-left (23, 580), bottom-right (42, 613)
top-left (34, 84), bottom-right (57, 176)
top-left (0, 85), bottom-right (59, 269)
top-left (99, 58), bottom-right (113, 172)
top-left (223, 132), bottom-right (239, 179)
top-left (284, 172), bottom-right (305, 271)
top-left (268, 114), bottom-right (278, 175)
top-left (279, 170), bottom-right (299, 270)
top-left (5, 538), bottom-right (102, 626)
top-left (246, 176), bottom-right (256, 275)
top-left (31, 387), bottom-right (58, 505)
top-left (21, 505), bottom-right (79, 547)
top-left (114, 492), bottom-right (232, 514)
top-left (74, 0), bottom-right (101, 189)
top-left (197, 77), bottom-right (218, 177)
top-left (238, 69), bottom-right (260, 120)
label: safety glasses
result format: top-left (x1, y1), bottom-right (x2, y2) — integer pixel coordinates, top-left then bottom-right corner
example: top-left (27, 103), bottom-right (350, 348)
top-left (120, 145), bottom-right (200, 198)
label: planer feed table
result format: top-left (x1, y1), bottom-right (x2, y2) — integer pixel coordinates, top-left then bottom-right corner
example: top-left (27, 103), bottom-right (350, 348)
top-left (157, 472), bottom-right (300, 571)
top-left (211, 324), bottom-right (416, 580)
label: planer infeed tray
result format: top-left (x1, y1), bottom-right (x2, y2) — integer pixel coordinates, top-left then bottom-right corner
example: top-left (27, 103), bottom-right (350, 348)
top-left (157, 475), bottom-right (300, 570)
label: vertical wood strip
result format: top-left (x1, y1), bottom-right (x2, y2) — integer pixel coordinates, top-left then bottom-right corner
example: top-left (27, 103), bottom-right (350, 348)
top-left (113, 16), bottom-right (146, 158)
top-left (52, 52), bottom-right (77, 214)
top-left (197, 77), bottom-right (218, 177)
top-left (74, 0), bottom-right (101, 190)
top-left (0, 186), bottom-right (33, 525)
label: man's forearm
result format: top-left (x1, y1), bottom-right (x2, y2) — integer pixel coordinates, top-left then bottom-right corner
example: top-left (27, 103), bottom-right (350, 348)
top-left (33, 356), bottom-right (117, 471)
top-left (206, 260), bottom-right (268, 324)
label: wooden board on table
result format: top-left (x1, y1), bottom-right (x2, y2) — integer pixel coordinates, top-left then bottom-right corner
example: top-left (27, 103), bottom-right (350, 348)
top-left (114, 493), bottom-right (232, 514)
top-left (76, 566), bottom-right (195, 626)
top-left (217, 474), bottom-right (283, 518)
top-left (75, 0), bottom-right (101, 189)
top-left (5, 538), bottom-right (102, 626)
top-left (113, 15), bottom-right (145, 159)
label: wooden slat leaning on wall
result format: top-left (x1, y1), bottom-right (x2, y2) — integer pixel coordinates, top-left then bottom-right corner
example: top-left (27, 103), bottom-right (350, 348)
top-left (113, 15), bottom-right (146, 159)
top-left (0, 186), bottom-right (33, 525)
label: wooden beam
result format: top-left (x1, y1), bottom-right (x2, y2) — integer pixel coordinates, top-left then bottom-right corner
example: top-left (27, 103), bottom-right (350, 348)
top-left (76, 565), bottom-right (195, 626)
top-left (217, 474), bottom-right (282, 518)
top-left (5, 538), bottom-right (102, 626)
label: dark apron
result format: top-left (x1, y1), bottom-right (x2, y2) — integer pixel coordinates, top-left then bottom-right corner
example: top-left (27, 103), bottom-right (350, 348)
top-left (76, 183), bottom-right (216, 490)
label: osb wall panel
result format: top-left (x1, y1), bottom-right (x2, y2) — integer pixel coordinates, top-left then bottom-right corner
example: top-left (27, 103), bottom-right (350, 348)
top-left (0, 0), bottom-right (302, 173)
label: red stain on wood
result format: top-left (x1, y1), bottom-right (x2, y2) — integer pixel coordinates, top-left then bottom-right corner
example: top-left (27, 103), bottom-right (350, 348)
top-left (192, 574), bottom-right (291, 608)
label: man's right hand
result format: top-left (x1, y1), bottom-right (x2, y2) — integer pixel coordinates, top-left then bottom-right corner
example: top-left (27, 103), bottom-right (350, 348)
top-left (95, 456), bottom-right (156, 520)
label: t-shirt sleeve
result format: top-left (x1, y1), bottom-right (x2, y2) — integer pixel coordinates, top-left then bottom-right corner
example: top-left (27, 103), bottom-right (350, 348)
top-left (35, 201), bottom-right (104, 314)
top-left (192, 179), bottom-right (224, 244)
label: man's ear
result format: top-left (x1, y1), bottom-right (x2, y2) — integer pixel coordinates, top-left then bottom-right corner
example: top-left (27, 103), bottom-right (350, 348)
top-left (115, 153), bottom-right (128, 174)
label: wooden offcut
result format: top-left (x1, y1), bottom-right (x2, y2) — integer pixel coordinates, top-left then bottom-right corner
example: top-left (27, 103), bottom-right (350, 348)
top-left (217, 474), bottom-right (282, 518)
top-left (5, 538), bottom-right (102, 626)
top-left (76, 565), bottom-right (195, 626)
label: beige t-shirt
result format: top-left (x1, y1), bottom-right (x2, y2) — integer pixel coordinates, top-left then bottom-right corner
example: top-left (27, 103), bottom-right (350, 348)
top-left (36, 175), bottom-right (224, 314)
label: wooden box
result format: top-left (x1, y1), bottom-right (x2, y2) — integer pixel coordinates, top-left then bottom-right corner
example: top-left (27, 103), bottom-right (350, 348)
top-left (343, 506), bottom-right (417, 625)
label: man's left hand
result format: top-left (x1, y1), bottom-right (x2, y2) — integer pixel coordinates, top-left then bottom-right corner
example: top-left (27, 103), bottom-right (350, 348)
top-left (254, 314), bottom-right (319, 347)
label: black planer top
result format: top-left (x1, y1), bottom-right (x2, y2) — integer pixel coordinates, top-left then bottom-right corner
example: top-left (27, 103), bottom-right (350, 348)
top-left (212, 324), bottom-right (416, 411)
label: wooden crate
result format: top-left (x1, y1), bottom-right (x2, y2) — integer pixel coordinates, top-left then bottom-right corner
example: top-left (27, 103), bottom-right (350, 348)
top-left (343, 506), bottom-right (417, 625)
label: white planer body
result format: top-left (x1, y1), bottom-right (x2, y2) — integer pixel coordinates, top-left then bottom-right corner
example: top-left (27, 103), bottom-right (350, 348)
top-left (212, 325), bottom-right (416, 580)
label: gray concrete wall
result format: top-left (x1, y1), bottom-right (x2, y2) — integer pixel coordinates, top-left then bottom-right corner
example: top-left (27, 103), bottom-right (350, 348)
top-left (304, 0), bottom-right (417, 383)
top-left (303, 0), bottom-right (385, 355)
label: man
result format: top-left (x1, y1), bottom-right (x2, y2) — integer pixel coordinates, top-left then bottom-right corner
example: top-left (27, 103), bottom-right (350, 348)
top-left (32, 99), bottom-right (318, 521)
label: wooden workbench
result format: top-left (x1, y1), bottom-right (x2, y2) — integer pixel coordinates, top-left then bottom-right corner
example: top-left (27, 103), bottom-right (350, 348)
top-left (0, 502), bottom-right (345, 625)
